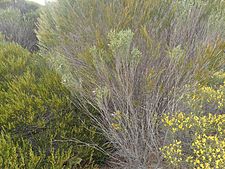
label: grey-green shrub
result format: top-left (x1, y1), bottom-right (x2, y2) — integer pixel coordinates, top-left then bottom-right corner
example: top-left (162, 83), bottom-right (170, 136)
top-left (37, 0), bottom-right (225, 168)
top-left (0, 0), bottom-right (40, 52)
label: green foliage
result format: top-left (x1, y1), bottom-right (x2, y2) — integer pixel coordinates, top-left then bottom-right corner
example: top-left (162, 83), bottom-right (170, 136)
top-left (0, 131), bottom-right (86, 169)
top-left (0, 131), bottom-right (41, 169)
top-left (0, 43), bottom-right (107, 168)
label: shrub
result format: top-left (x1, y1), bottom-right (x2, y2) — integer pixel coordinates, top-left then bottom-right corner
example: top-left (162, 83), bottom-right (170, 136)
top-left (0, 0), bottom-right (40, 52)
top-left (161, 112), bottom-right (225, 169)
top-left (37, 0), bottom-right (225, 168)
top-left (0, 42), bottom-right (107, 168)
top-left (176, 0), bottom-right (225, 39)
top-left (0, 131), bottom-right (86, 169)
top-left (0, 131), bottom-right (41, 168)
top-left (160, 70), bottom-right (225, 168)
top-left (183, 71), bottom-right (225, 113)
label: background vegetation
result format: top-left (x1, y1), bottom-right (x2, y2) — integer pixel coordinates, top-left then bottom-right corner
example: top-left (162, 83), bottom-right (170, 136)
top-left (1, 0), bottom-right (225, 168)
top-left (0, 0), bottom-right (40, 51)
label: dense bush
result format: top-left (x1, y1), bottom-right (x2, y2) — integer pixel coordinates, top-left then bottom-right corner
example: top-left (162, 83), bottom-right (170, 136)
top-left (0, 42), bottom-right (107, 168)
top-left (0, 131), bottom-right (41, 168)
top-left (0, 0), bottom-right (40, 52)
top-left (37, 0), bottom-right (225, 168)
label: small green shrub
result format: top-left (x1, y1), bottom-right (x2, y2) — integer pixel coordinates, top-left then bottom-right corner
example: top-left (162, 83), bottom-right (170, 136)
top-left (0, 131), bottom-right (41, 169)
top-left (0, 131), bottom-right (88, 169)
top-left (0, 42), bottom-right (107, 168)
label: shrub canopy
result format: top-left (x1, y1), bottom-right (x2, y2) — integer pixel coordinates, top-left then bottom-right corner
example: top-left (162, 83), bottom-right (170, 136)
top-left (37, 0), bottom-right (225, 168)
top-left (0, 42), bottom-right (107, 168)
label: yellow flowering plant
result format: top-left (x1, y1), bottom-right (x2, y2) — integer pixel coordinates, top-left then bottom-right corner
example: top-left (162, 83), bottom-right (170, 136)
top-left (184, 71), bottom-right (225, 113)
top-left (160, 71), bottom-right (225, 168)
top-left (161, 112), bottom-right (225, 168)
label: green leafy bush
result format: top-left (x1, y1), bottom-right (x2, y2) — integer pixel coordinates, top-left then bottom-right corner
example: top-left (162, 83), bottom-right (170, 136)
top-left (0, 42), bottom-right (107, 168)
top-left (0, 131), bottom-right (41, 169)
top-left (0, 131), bottom-right (87, 169)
